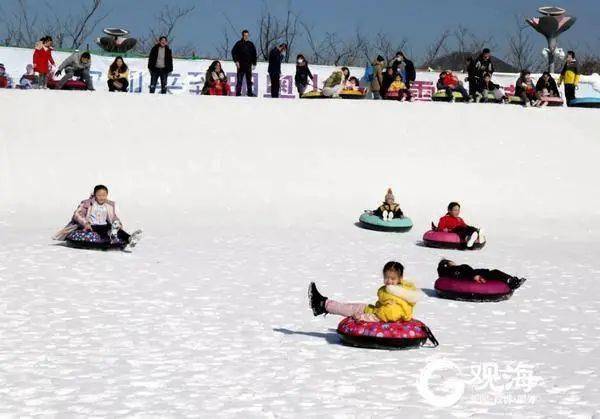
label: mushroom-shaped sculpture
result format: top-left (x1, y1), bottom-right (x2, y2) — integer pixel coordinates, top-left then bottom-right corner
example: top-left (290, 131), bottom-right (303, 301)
top-left (96, 28), bottom-right (138, 53)
top-left (526, 7), bottom-right (576, 72)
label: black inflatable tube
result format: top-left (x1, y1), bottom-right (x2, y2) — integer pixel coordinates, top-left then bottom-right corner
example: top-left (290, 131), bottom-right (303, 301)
top-left (338, 333), bottom-right (427, 350)
top-left (435, 289), bottom-right (513, 302)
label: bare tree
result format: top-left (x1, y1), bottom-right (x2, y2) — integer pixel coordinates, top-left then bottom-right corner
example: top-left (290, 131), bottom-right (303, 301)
top-left (372, 32), bottom-right (408, 63)
top-left (0, 0), bottom-right (107, 49)
top-left (506, 15), bottom-right (537, 71)
top-left (136, 4), bottom-right (195, 55)
top-left (423, 30), bottom-right (451, 66)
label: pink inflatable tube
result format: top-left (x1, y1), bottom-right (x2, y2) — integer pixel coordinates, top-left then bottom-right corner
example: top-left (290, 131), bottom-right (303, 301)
top-left (422, 230), bottom-right (485, 250)
top-left (434, 277), bottom-right (513, 302)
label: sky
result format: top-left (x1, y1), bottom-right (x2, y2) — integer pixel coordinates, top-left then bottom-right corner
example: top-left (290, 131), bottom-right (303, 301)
top-left (1, 0), bottom-right (599, 63)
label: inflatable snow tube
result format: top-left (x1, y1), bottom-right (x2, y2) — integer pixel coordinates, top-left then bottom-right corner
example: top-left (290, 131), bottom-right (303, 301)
top-left (301, 90), bottom-right (326, 99)
top-left (48, 79), bottom-right (88, 91)
top-left (422, 230), bottom-right (485, 250)
top-left (65, 230), bottom-right (124, 250)
top-left (337, 317), bottom-right (438, 350)
top-left (339, 89), bottom-right (366, 99)
top-left (569, 98), bottom-right (600, 108)
top-left (358, 213), bottom-right (413, 232)
top-left (540, 96), bottom-right (564, 107)
top-left (431, 90), bottom-right (465, 102)
top-left (434, 277), bottom-right (513, 302)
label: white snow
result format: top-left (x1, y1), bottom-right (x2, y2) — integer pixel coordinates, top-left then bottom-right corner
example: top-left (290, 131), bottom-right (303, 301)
top-left (1, 89), bottom-right (600, 417)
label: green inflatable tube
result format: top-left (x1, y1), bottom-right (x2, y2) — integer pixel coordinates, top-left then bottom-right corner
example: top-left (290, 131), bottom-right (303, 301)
top-left (358, 213), bottom-right (413, 232)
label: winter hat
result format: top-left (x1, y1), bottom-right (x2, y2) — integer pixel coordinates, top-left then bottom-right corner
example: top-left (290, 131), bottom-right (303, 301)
top-left (385, 188), bottom-right (395, 202)
top-left (376, 55), bottom-right (385, 62)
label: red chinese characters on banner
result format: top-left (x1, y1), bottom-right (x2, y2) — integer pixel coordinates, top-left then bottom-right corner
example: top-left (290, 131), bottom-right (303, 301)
top-left (409, 80), bottom-right (435, 101)
top-left (503, 85), bottom-right (516, 96)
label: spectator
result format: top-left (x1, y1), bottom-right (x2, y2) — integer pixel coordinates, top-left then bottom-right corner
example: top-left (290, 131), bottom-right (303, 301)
top-left (33, 36), bottom-right (55, 89)
top-left (107, 56), bottom-right (129, 92)
top-left (380, 66), bottom-right (395, 99)
top-left (148, 36), bottom-right (173, 94)
top-left (55, 51), bottom-right (94, 90)
top-left (19, 64), bottom-right (39, 89)
top-left (322, 67), bottom-right (349, 98)
top-left (536, 71), bottom-right (560, 98)
top-left (515, 70), bottom-right (541, 107)
top-left (465, 57), bottom-right (478, 100)
top-left (370, 55), bottom-right (385, 99)
top-left (390, 51), bottom-right (416, 88)
top-left (294, 54), bottom-right (313, 96)
top-left (202, 60), bottom-right (231, 96)
top-left (231, 29), bottom-right (257, 97)
top-left (268, 43), bottom-right (287, 98)
top-left (558, 50), bottom-right (579, 106)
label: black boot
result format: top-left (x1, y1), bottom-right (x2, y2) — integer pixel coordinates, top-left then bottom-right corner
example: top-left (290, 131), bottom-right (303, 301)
top-left (308, 282), bottom-right (327, 316)
top-left (507, 277), bottom-right (527, 290)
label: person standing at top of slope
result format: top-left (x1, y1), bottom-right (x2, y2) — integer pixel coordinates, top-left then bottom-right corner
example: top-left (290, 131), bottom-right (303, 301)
top-left (437, 259), bottom-right (526, 290)
top-left (33, 36), bottom-right (55, 89)
top-left (148, 36), bottom-right (173, 94)
top-left (294, 54), bottom-right (314, 96)
top-left (558, 50), bottom-right (579, 106)
top-left (231, 29), bottom-right (257, 97)
top-left (370, 55), bottom-right (385, 99)
top-left (474, 48), bottom-right (494, 84)
top-left (268, 43), bottom-right (287, 98)
top-left (371, 188), bottom-right (404, 221)
top-left (55, 51), bottom-right (94, 90)
top-left (390, 51), bottom-right (416, 89)
top-left (436, 202), bottom-right (485, 249)
top-left (308, 261), bottom-right (422, 322)
top-left (53, 185), bottom-right (142, 251)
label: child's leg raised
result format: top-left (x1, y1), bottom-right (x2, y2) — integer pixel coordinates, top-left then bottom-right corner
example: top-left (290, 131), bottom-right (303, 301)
top-left (325, 300), bottom-right (367, 317)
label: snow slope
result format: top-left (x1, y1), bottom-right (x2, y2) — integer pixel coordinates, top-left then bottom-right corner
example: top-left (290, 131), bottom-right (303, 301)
top-left (1, 89), bottom-right (600, 417)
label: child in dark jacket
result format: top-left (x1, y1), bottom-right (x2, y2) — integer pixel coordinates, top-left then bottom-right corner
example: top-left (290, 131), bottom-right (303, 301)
top-left (536, 72), bottom-right (560, 98)
top-left (371, 188), bottom-right (404, 220)
top-left (515, 70), bottom-right (541, 107)
top-left (437, 259), bottom-right (526, 290)
top-left (294, 54), bottom-right (314, 95)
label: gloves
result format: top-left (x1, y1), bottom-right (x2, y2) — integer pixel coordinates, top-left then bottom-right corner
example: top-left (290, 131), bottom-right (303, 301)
top-left (55, 70), bottom-right (62, 77)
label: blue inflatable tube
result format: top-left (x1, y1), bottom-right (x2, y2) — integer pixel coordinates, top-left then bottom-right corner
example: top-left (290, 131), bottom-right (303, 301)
top-left (569, 98), bottom-right (600, 108)
top-left (358, 213), bottom-right (413, 232)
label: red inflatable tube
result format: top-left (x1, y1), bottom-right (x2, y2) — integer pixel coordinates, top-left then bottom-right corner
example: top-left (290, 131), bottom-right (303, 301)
top-left (337, 317), bottom-right (439, 350)
top-left (422, 230), bottom-right (485, 250)
top-left (435, 277), bottom-right (512, 302)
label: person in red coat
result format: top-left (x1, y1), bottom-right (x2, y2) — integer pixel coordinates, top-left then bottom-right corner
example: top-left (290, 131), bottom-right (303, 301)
top-left (202, 60), bottom-right (231, 96)
top-left (33, 36), bottom-right (55, 89)
top-left (436, 202), bottom-right (485, 248)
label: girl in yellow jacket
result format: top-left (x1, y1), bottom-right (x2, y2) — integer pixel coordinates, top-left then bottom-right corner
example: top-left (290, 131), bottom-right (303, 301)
top-left (308, 261), bottom-right (422, 322)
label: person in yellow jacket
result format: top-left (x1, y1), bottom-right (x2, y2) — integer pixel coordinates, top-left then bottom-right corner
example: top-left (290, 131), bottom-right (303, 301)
top-left (308, 261), bottom-right (422, 322)
top-left (386, 74), bottom-right (409, 101)
top-left (558, 50), bottom-right (579, 106)
top-left (107, 56), bottom-right (130, 92)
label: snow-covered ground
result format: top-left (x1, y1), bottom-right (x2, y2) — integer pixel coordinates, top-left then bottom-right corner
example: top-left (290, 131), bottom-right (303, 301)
top-left (1, 89), bottom-right (599, 417)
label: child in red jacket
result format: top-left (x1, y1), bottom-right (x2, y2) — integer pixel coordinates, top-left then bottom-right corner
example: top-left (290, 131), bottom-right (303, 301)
top-left (33, 36), bottom-right (55, 89)
top-left (436, 202), bottom-right (485, 248)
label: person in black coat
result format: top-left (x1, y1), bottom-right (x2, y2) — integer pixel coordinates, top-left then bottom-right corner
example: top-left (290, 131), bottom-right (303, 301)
top-left (390, 51), bottom-right (416, 88)
top-left (437, 259), bottom-right (526, 290)
top-left (465, 57), bottom-right (478, 100)
top-left (473, 48), bottom-right (494, 93)
top-left (536, 71), bottom-right (560, 97)
top-left (268, 43), bottom-right (287, 98)
top-left (147, 36), bottom-right (173, 94)
top-left (231, 30), bottom-right (258, 97)
top-left (294, 54), bottom-right (313, 95)
top-left (380, 67), bottom-right (395, 99)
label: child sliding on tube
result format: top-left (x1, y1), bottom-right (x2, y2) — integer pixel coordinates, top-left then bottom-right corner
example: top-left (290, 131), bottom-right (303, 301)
top-left (308, 261), bottom-right (422, 322)
top-left (53, 185), bottom-right (142, 251)
top-left (370, 188), bottom-right (404, 221)
top-left (436, 202), bottom-right (485, 249)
